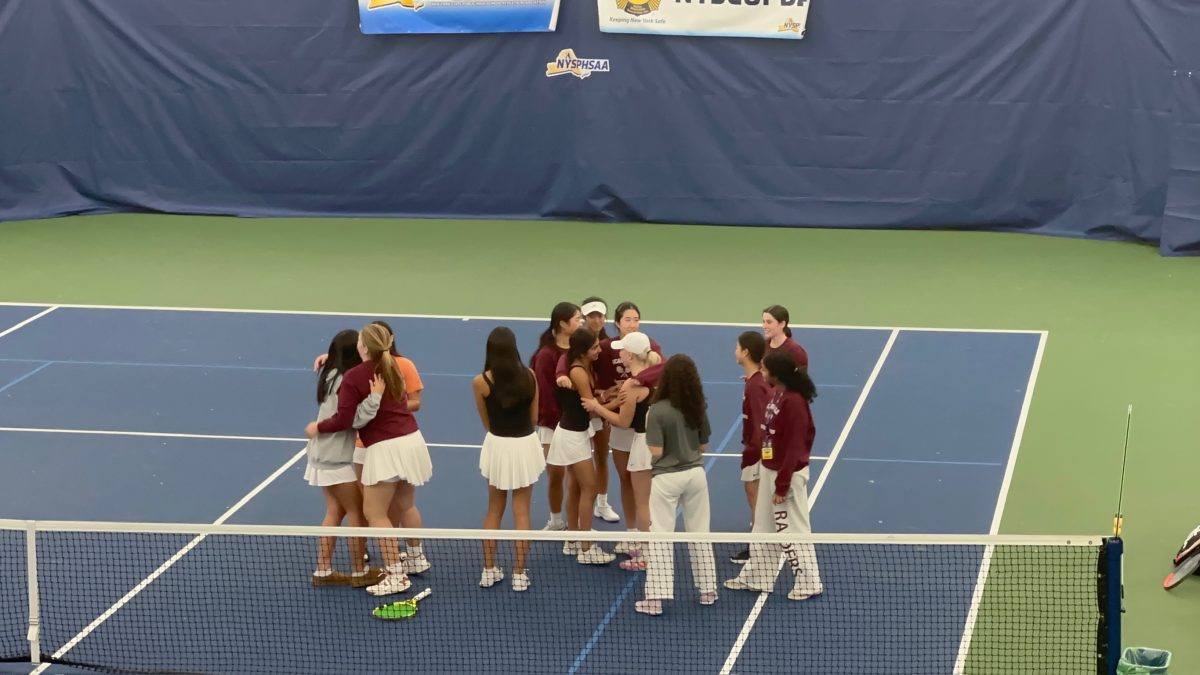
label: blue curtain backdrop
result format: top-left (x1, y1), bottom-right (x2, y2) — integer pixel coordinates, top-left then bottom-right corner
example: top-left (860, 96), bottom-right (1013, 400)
top-left (1, 0), bottom-right (1198, 254)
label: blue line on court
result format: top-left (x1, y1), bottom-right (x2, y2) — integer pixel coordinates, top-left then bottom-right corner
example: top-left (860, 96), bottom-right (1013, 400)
top-left (566, 576), bottom-right (640, 675)
top-left (0, 358), bottom-right (862, 392)
top-left (0, 357), bottom-right (312, 373)
top-left (0, 361), bottom-right (52, 395)
top-left (838, 457), bottom-right (1004, 467)
top-left (567, 415), bottom-right (743, 675)
top-left (706, 380), bottom-right (860, 388)
top-left (0, 358), bottom-right (832, 390)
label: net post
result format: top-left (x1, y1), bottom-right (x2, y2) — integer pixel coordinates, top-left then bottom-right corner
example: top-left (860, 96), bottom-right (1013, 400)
top-left (1098, 537), bottom-right (1123, 675)
top-left (24, 520), bottom-right (41, 665)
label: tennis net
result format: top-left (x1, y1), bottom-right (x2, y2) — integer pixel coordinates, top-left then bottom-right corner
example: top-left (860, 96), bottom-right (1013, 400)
top-left (0, 520), bottom-right (1121, 674)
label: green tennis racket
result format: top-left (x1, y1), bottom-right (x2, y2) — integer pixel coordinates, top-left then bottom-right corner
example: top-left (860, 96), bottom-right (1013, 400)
top-left (372, 588), bottom-right (432, 620)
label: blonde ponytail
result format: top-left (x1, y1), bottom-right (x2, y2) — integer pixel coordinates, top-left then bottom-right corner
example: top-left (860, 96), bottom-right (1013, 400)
top-left (361, 324), bottom-right (406, 401)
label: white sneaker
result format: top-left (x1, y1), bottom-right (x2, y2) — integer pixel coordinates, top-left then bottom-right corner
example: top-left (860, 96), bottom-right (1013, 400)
top-left (365, 572), bottom-right (412, 596)
top-left (634, 599), bottom-right (663, 616)
top-left (788, 586), bottom-right (824, 601)
top-left (562, 540), bottom-right (581, 556)
top-left (480, 567), bottom-right (504, 588)
top-left (593, 502), bottom-right (620, 523)
top-left (577, 546), bottom-right (616, 565)
top-left (543, 518), bottom-right (567, 531)
top-left (615, 540), bottom-right (643, 555)
top-left (512, 572), bottom-right (530, 592)
top-left (405, 554), bottom-right (431, 575)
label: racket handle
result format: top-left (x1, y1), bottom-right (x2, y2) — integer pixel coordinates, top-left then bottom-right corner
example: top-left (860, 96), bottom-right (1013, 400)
top-left (413, 588), bottom-right (432, 602)
top-left (1112, 515), bottom-right (1123, 536)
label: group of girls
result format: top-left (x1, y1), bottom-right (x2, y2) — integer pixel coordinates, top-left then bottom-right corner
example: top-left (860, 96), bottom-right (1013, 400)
top-left (300, 302), bottom-right (825, 611)
top-left (302, 321), bottom-right (432, 597)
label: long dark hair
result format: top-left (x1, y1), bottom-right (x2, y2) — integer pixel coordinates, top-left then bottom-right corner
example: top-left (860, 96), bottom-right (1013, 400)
top-left (737, 331), bottom-right (766, 364)
top-left (370, 320), bottom-right (401, 357)
top-left (317, 330), bottom-right (363, 404)
top-left (532, 302), bottom-right (580, 365)
top-left (582, 295), bottom-right (610, 340)
top-left (652, 354), bottom-right (707, 430)
top-left (566, 327), bottom-right (598, 365)
top-left (484, 327), bottom-right (533, 408)
top-left (763, 305), bottom-right (792, 338)
top-left (763, 351), bottom-right (817, 402)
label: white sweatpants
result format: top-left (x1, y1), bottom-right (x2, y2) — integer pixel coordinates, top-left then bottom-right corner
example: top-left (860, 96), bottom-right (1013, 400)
top-left (735, 465), bottom-right (823, 596)
top-left (644, 467), bottom-right (717, 600)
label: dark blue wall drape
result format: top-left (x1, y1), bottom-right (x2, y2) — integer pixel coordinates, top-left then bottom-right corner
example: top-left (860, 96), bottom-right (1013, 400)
top-left (1, 0), bottom-right (1197, 254)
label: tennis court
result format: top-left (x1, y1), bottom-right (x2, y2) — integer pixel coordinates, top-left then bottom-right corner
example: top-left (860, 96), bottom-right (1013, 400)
top-left (0, 302), bottom-right (1075, 674)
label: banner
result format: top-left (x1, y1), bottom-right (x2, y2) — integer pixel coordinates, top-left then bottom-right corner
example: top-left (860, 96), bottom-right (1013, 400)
top-left (359, 0), bottom-right (561, 35)
top-left (596, 0), bottom-right (809, 40)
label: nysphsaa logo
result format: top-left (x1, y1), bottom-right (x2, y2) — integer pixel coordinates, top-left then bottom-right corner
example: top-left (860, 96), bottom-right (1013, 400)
top-left (615, 0), bottom-right (661, 15)
top-left (778, 17), bottom-right (804, 33)
top-left (546, 49), bottom-right (611, 80)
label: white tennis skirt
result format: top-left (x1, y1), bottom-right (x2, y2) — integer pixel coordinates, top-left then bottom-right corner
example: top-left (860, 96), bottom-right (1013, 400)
top-left (536, 425), bottom-right (556, 446)
top-left (547, 427), bottom-right (593, 467)
top-left (361, 431), bottom-right (433, 487)
top-left (353, 446), bottom-right (367, 465)
top-left (627, 432), bottom-right (653, 473)
top-left (609, 426), bottom-right (635, 452)
top-left (304, 461), bottom-right (358, 487)
top-left (479, 432), bottom-right (546, 491)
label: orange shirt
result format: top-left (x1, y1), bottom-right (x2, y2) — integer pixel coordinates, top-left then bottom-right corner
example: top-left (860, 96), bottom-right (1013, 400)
top-left (355, 356), bottom-right (423, 448)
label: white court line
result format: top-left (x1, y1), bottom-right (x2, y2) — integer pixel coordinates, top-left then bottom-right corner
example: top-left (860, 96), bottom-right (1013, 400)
top-left (29, 446), bottom-right (308, 674)
top-left (719, 328), bottom-right (900, 675)
top-left (951, 330), bottom-right (1049, 674)
top-left (0, 301), bottom-right (1046, 335)
top-left (0, 426), bottom-right (475, 449)
top-left (0, 427), bottom-right (306, 443)
top-left (0, 306), bottom-right (57, 341)
top-left (0, 427), bottom-right (834, 461)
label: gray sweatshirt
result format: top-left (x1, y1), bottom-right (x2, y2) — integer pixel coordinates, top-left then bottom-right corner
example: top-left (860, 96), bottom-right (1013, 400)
top-left (306, 372), bottom-right (381, 469)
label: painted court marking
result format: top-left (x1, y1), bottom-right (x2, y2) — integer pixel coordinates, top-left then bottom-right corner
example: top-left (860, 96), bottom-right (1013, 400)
top-left (950, 330), bottom-right (1048, 674)
top-left (0, 306), bottom-right (58, 341)
top-left (0, 426), bottom-right (1003, 469)
top-left (0, 301), bottom-right (1046, 335)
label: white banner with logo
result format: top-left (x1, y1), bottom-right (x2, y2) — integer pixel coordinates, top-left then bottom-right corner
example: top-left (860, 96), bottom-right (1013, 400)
top-left (597, 0), bottom-right (809, 40)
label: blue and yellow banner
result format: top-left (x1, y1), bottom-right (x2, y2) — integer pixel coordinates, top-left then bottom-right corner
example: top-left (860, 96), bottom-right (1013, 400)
top-left (597, 0), bottom-right (809, 40)
top-left (359, 0), bottom-right (561, 35)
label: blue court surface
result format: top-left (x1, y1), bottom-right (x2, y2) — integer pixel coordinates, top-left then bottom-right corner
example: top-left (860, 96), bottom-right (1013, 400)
top-left (0, 304), bottom-right (1046, 674)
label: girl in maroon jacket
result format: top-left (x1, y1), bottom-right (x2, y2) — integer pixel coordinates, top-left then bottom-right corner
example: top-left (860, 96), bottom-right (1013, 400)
top-left (530, 302), bottom-right (582, 531)
top-left (730, 330), bottom-right (773, 565)
top-left (762, 305), bottom-right (809, 371)
top-left (724, 350), bottom-right (824, 600)
top-left (305, 323), bottom-right (433, 597)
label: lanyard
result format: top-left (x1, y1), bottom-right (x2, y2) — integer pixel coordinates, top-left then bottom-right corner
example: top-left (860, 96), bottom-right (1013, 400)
top-left (760, 391), bottom-right (784, 456)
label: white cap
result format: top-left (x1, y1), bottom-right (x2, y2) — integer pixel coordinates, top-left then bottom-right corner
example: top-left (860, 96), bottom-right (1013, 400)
top-left (581, 301), bottom-right (607, 317)
top-left (611, 331), bottom-right (652, 357)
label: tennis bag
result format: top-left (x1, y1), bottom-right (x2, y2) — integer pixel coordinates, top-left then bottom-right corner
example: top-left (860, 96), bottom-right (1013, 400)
top-left (1173, 524), bottom-right (1200, 570)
